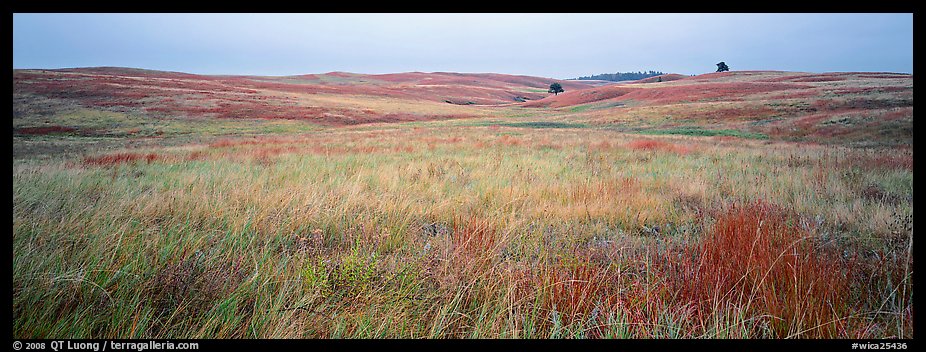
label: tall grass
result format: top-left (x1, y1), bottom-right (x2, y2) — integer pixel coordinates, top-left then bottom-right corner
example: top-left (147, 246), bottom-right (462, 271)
top-left (666, 201), bottom-right (851, 337)
top-left (13, 125), bottom-right (913, 338)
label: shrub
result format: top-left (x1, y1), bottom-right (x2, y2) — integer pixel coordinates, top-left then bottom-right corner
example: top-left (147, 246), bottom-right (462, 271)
top-left (303, 248), bottom-right (378, 299)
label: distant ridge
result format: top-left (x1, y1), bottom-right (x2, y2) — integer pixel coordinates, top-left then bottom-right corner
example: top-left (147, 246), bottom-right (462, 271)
top-left (570, 71), bottom-right (666, 82)
top-left (630, 73), bottom-right (689, 84)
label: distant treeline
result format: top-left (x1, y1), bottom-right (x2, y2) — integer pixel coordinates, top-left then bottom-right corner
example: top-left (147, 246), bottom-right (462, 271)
top-left (571, 71), bottom-right (666, 82)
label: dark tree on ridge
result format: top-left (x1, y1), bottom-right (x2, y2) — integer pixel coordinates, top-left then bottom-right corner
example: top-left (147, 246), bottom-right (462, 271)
top-left (549, 82), bottom-right (564, 96)
top-left (716, 62), bottom-right (730, 72)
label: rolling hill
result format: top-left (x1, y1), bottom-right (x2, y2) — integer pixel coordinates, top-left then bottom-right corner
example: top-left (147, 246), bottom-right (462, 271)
top-left (12, 66), bottom-right (914, 339)
top-left (13, 68), bottom-right (593, 126)
top-left (520, 70), bottom-right (912, 146)
top-left (13, 67), bottom-right (913, 148)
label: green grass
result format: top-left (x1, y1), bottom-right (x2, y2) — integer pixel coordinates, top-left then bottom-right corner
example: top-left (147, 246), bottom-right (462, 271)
top-left (12, 107), bottom-right (325, 159)
top-left (567, 104), bottom-right (595, 113)
top-left (492, 121), bottom-right (590, 129)
top-left (522, 88), bottom-right (549, 93)
top-left (636, 126), bottom-right (769, 139)
top-left (12, 124), bottom-right (912, 338)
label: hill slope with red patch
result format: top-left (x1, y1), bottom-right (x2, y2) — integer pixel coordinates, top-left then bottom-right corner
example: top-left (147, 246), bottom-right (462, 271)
top-left (523, 70), bottom-right (912, 146)
top-left (14, 68), bottom-right (595, 126)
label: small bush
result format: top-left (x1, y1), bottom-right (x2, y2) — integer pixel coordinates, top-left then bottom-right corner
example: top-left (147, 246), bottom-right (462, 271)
top-left (303, 258), bottom-right (331, 294)
top-left (303, 248), bottom-right (379, 299)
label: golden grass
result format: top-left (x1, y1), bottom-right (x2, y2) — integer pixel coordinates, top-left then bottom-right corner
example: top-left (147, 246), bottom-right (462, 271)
top-left (12, 121), bottom-right (912, 338)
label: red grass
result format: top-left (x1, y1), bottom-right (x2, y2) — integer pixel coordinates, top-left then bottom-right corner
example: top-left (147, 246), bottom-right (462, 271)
top-left (621, 83), bottom-right (810, 104)
top-left (626, 139), bottom-right (692, 154)
top-left (369, 72), bottom-right (589, 91)
top-left (209, 136), bottom-right (297, 148)
top-left (856, 74), bottom-right (912, 79)
top-left (691, 105), bottom-right (779, 121)
top-left (15, 70), bottom-right (483, 126)
top-left (791, 77), bottom-right (847, 83)
top-left (790, 112), bottom-right (838, 129)
top-left (841, 148), bottom-right (914, 171)
top-left (812, 97), bottom-right (910, 112)
top-left (227, 72), bottom-right (588, 105)
top-left (391, 145), bottom-right (415, 153)
top-left (687, 72), bottom-right (737, 81)
top-left (588, 140), bottom-right (613, 152)
top-left (761, 74), bottom-right (850, 83)
top-left (522, 86), bottom-right (636, 108)
top-left (833, 86), bottom-right (911, 95)
top-left (15, 126), bottom-right (78, 135)
top-left (83, 152), bottom-right (161, 166)
top-left (870, 154), bottom-right (913, 171)
top-left (185, 150), bottom-right (208, 161)
top-left (538, 259), bottom-right (618, 333)
top-left (627, 139), bottom-right (668, 151)
top-left (15, 71), bottom-right (257, 109)
top-left (422, 136), bottom-right (465, 145)
top-left (495, 135), bottom-right (523, 147)
top-left (767, 90), bottom-right (821, 100)
top-left (881, 107), bottom-right (913, 121)
top-left (668, 201), bottom-right (851, 338)
top-left (451, 216), bottom-right (498, 258)
top-left (525, 82), bottom-right (811, 108)
top-left (306, 145), bottom-right (381, 156)
top-left (507, 244), bottom-right (674, 338)
top-left (431, 216), bottom-right (502, 292)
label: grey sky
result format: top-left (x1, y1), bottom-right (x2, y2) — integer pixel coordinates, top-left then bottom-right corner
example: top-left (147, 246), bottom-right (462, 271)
top-left (13, 13), bottom-right (914, 79)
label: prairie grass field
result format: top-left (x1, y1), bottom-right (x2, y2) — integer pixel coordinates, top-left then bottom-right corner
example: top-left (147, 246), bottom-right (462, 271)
top-left (12, 68), bottom-right (913, 339)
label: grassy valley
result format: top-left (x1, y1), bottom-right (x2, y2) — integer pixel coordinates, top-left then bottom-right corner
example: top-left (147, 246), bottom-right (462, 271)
top-left (12, 67), bottom-right (913, 338)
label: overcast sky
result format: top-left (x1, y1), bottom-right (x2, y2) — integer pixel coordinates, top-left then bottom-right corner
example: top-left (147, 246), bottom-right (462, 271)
top-left (12, 13), bottom-right (914, 79)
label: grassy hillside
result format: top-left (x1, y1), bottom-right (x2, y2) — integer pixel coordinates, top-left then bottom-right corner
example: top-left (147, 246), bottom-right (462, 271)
top-left (12, 68), bottom-right (913, 339)
top-left (524, 71), bottom-right (912, 146)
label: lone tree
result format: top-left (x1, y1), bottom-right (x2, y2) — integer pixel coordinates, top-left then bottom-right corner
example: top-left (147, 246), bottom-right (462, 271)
top-left (548, 82), bottom-right (564, 95)
top-left (716, 62), bottom-right (730, 72)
